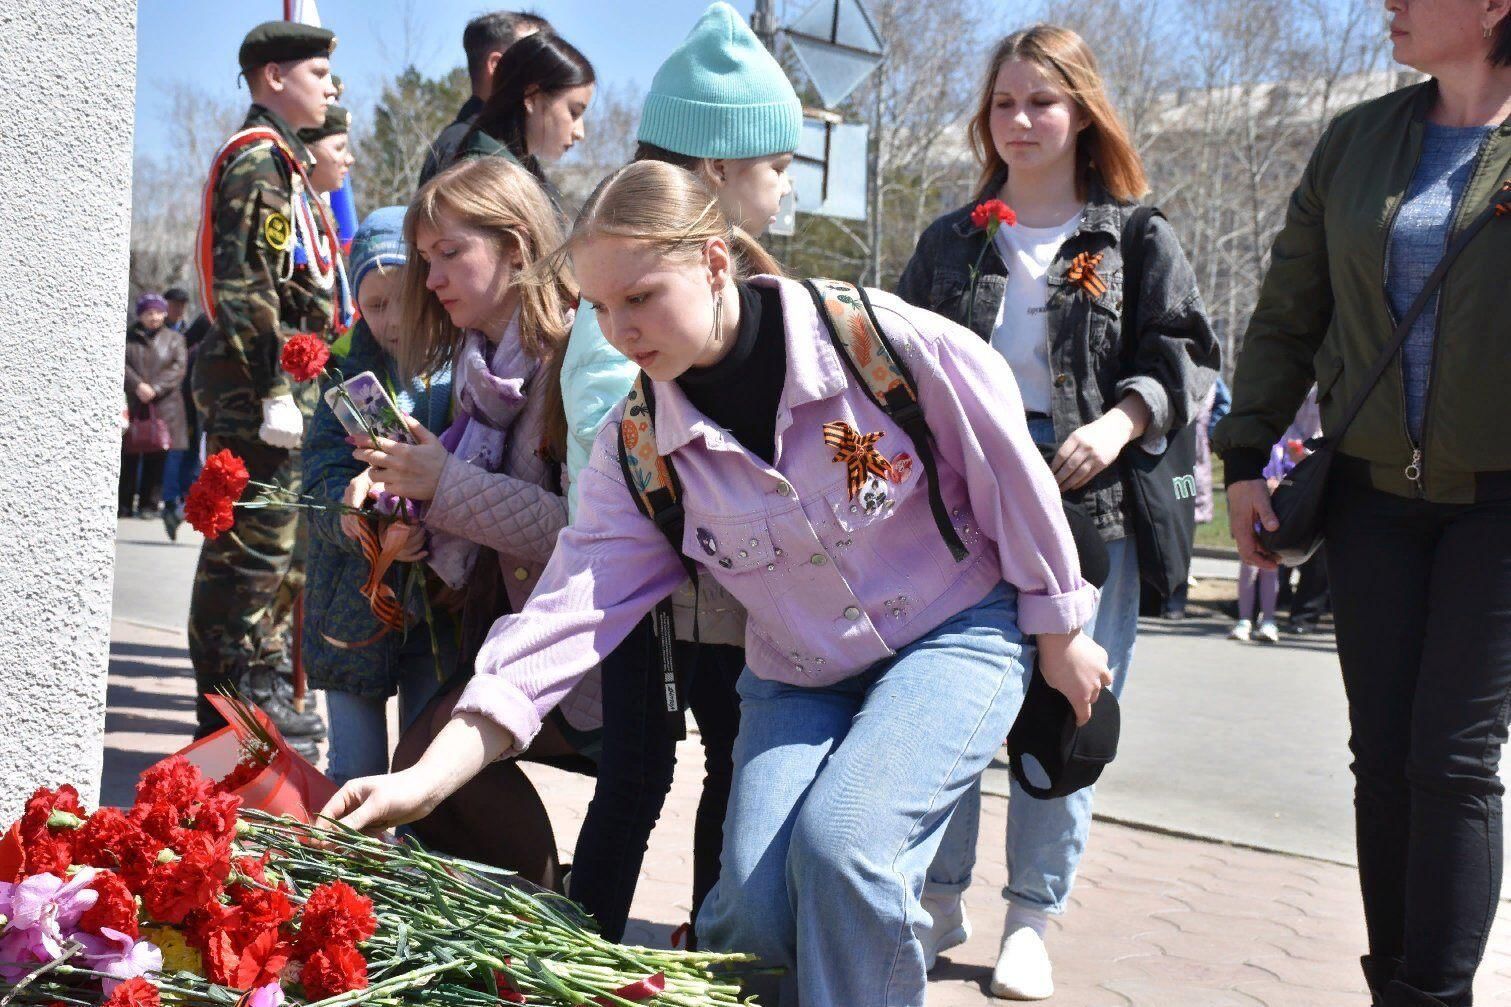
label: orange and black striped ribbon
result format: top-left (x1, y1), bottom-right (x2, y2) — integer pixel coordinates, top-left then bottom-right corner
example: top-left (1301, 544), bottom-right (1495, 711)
top-left (1068, 252), bottom-right (1108, 298)
top-left (823, 420), bottom-right (896, 500)
top-left (322, 518), bottom-right (409, 650)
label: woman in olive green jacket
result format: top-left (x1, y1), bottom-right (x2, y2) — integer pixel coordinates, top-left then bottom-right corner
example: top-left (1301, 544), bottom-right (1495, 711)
top-left (1213, 1), bottom-right (1511, 1001)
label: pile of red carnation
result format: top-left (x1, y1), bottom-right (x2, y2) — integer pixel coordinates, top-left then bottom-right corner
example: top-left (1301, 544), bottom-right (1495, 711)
top-left (1, 758), bottom-right (374, 1007)
top-left (183, 449), bottom-right (251, 540)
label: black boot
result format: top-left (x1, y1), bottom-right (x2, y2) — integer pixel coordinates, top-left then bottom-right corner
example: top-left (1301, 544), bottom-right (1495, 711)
top-left (284, 734), bottom-right (321, 763)
top-left (244, 669), bottom-right (326, 740)
top-left (1382, 980), bottom-right (1450, 1006)
top-left (1362, 956), bottom-right (1404, 1005)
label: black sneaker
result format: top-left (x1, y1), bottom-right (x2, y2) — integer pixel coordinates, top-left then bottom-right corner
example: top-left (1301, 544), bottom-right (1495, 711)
top-left (163, 506), bottom-right (183, 542)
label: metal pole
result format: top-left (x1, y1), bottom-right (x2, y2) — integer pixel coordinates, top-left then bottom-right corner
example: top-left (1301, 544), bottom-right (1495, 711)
top-left (751, 0), bottom-right (777, 49)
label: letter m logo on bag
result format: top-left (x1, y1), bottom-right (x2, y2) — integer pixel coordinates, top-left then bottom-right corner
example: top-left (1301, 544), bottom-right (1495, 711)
top-left (1170, 473), bottom-right (1197, 500)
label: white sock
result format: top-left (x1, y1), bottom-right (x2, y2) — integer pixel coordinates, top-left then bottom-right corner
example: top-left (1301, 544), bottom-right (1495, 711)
top-left (1005, 902), bottom-right (1050, 939)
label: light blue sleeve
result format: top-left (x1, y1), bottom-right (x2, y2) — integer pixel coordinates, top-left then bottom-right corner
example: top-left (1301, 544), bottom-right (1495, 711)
top-left (561, 306), bottom-right (639, 523)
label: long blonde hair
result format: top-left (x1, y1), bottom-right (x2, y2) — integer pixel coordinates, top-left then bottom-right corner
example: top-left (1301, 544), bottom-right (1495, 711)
top-left (398, 157), bottom-right (576, 457)
top-left (563, 160), bottom-right (784, 280)
top-left (968, 25), bottom-right (1148, 203)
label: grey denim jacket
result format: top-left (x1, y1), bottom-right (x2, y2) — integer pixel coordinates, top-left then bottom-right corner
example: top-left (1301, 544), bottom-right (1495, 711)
top-left (896, 179), bottom-right (1220, 539)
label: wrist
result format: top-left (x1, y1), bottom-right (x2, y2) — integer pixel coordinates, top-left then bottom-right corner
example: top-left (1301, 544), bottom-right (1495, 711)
top-left (1036, 628), bottom-right (1079, 655)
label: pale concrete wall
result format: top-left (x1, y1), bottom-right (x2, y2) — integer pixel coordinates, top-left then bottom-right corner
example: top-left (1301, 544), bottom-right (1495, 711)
top-left (0, 1), bottom-right (138, 816)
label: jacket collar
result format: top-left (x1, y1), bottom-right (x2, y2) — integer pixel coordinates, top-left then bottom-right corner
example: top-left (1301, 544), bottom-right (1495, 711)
top-left (244, 103), bottom-right (315, 167)
top-left (457, 95), bottom-right (484, 124)
top-left (649, 275), bottom-right (848, 457)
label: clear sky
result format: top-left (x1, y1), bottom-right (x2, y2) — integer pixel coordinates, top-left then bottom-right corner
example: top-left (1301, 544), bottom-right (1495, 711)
top-left (134, 0), bottom-right (774, 157)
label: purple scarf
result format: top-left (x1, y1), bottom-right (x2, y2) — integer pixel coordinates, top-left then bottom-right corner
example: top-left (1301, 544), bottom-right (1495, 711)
top-left (427, 315), bottom-right (540, 587)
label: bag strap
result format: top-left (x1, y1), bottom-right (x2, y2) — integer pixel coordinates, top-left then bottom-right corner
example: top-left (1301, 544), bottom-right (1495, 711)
top-left (802, 277), bottom-right (970, 563)
top-left (1328, 179), bottom-right (1511, 444)
top-left (1117, 205), bottom-right (1161, 373)
top-left (616, 372), bottom-right (698, 740)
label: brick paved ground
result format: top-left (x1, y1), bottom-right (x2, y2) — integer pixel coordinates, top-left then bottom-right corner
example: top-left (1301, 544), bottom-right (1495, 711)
top-left (106, 618), bottom-right (1511, 1006)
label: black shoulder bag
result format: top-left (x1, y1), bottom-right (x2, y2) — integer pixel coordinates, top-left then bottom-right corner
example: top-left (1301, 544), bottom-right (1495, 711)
top-left (1118, 206), bottom-right (1200, 600)
top-left (1258, 180), bottom-right (1511, 566)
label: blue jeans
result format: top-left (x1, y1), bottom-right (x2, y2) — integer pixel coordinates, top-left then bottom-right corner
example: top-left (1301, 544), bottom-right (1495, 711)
top-left (323, 632), bottom-right (451, 786)
top-left (926, 534), bottom-right (1138, 914)
top-left (162, 444), bottom-right (202, 506)
top-left (696, 583), bottom-right (1031, 1006)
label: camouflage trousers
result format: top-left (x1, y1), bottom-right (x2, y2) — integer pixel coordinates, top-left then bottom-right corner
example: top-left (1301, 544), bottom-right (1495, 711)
top-left (187, 435), bottom-right (307, 737)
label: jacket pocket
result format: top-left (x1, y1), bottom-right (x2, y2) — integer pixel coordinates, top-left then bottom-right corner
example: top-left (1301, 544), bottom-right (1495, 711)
top-left (680, 514), bottom-right (778, 574)
top-left (927, 269), bottom-right (970, 315)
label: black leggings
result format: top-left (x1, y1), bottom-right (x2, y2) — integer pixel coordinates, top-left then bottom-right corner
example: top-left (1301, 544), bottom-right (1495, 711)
top-left (570, 615), bottom-right (744, 945)
top-left (1326, 472), bottom-right (1511, 1006)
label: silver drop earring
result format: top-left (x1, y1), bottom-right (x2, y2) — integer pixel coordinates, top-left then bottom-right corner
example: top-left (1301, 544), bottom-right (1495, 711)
top-left (710, 288), bottom-right (724, 345)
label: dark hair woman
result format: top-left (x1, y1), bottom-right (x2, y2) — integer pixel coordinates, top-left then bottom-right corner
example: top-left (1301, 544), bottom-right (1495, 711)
top-left (453, 31), bottom-right (595, 184)
top-left (1213, 0), bottom-right (1511, 1000)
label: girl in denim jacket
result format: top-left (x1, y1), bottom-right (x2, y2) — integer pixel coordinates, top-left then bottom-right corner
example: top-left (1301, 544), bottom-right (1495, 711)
top-left (897, 25), bottom-right (1218, 999)
top-left (324, 160), bottom-right (1112, 1007)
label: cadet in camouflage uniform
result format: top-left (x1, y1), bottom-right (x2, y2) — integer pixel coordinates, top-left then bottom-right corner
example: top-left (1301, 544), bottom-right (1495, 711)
top-left (188, 21), bottom-right (344, 755)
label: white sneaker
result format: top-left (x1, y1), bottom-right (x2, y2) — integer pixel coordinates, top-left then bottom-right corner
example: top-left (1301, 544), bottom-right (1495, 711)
top-left (990, 925), bottom-right (1054, 1000)
top-left (1228, 619), bottom-right (1252, 641)
top-left (1256, 621), bottom-right (1280, 644)
top-left (919, 890), bottom-right (970, 972)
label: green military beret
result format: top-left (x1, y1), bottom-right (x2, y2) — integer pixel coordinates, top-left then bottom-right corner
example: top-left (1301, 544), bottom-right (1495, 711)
top-left (298, 104), bottom-right (350, 144)
top-left (238, 21), bottom-right (337, 73)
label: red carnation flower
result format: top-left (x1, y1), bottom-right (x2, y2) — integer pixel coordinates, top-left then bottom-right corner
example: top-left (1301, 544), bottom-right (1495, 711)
top-left (970, 198), bottom-right (1017, 231)
top-left (135, 756), bottom-right (214, 815)
top-left (190, 791), bottom-right (243, 846)
top-left (295, 882), bottom-right (376, 955)
top-left (182, 899), bottom-right (240, 952)
top-left (280, 333), bottom-right (331, 383)
top-left (183, 490), bottom-right (236, 540)
top-left (142, 831), bottom-right (231, 924)
top-left (130, 800), bottom-right (185, 850)
top-left (226, 854), bottom-right (274, 903)
top-left (75, 808), bottom-right (159, 889)
top-left (301, 942), bottom-right (368, 1002)
top-left (79, 870), bottom-right (140, 939)
top-left (236, 887), bottom-right (296, 936)
top-left (195, 450), bottom-right (251, 502)
top-left (103, 978), bottom-right (160, 1007)
top-left (20, 785), bottom-right (85, 876)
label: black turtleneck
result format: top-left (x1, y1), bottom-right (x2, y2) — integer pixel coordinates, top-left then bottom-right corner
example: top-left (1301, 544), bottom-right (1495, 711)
top-left (676, 282), bottom-right (787, 464)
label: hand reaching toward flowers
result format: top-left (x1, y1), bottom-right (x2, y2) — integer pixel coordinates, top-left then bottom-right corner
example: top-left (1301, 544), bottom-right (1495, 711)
top-left (350, 415), bottom-right (448, 502)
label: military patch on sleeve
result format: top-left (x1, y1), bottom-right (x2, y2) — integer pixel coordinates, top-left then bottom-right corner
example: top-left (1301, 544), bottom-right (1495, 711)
top-left (263, 212), bottom-right (293, 252)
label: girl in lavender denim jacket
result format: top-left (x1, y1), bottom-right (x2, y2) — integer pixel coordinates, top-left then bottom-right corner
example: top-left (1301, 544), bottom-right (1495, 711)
top-left (338, 157), bottom-right (593, 891)
top-left (324, 161), bottom-right (1113, 1006)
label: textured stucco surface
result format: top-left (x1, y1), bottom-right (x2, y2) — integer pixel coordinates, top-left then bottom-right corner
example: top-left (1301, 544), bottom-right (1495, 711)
top-left (0, 2), bottom-right (137, 817)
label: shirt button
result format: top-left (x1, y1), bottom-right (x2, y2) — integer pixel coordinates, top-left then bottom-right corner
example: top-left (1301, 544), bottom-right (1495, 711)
top-left (776, 482), bottom-right (793, 496)
top-left (810, 554), bottom-right (827, 566)
top-left (843, 606), bottom-right (862, 621)
top-left (513, 567), bottom-right (529, 581)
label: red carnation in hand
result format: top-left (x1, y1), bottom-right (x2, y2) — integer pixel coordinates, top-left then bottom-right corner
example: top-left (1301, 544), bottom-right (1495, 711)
top-left (143, 831), bottom-right (232, 924)
top-left (20, 785), bottom-right (85, 876)
top-left (184, 491), bottom-right (236, 540)
top-left (295, 882), bottom-right (376, 955)
top-left (280, 333), bottom-right (331, 382)
top-left (102, 977), bottom-right (160, 1007)
top-left (183, 451), bottom-right (250, 539)
top-left (301, 942), bottom-right (368, 1001)
top-left (79, 870), bottom-right (140, 939)
top-left (75, 808), bottom-right (159, 889)
top-left (970, 198), bottom-right (1017, 232)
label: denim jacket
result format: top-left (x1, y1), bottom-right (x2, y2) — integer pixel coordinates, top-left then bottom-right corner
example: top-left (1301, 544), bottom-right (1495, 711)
top-left (301, 322), bottom-right (457, 697)
top-left (896, 178), bottom-right (1220, 538)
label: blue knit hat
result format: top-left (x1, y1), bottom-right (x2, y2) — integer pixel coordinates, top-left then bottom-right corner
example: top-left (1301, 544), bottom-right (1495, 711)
top-left (349, 206), bottom-right (408, 300)
top-left (637, 2), bottom-right (802, 159)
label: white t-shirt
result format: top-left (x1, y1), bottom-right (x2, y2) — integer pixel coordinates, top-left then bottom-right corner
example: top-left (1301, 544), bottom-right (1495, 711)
top-left (989, 211), bottom-right (1084, 415)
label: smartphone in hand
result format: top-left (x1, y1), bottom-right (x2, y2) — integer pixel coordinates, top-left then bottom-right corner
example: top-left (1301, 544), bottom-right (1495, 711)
top-left (323, 371), bottom-right (417, 445)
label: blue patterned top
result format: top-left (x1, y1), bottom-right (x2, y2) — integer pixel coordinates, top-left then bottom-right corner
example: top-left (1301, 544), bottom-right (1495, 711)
top-left (1387, 122), bottom-right (1493, 442)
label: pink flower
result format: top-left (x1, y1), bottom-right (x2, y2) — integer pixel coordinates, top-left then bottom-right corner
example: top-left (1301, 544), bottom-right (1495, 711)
top-left (0, 868), bottom-right (100, 980)
top-left (76, 927), bottom-right (164, 994)
top-left (245, 982), bottom-right (285, 1007)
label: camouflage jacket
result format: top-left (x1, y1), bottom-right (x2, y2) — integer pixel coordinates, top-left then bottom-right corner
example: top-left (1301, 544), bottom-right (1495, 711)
top-left (194, 105), bottom-right (335, 437)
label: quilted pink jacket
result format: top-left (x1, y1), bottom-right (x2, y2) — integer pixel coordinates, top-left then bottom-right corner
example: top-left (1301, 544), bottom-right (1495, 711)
top-left (424, 359), bottom-right (603, 731)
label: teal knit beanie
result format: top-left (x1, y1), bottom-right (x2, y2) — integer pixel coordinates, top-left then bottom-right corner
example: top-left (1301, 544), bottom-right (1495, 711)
top-left (638, 2), bottom-right (802, 159)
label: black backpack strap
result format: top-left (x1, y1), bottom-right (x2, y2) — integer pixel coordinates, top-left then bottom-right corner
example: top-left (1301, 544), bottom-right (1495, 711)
top-left (802, 277), bottom-right (970, 563)
top-left (616, 373), bottom-right (697, 739)
top-left (1117, 204), bottom-right (1161, 370)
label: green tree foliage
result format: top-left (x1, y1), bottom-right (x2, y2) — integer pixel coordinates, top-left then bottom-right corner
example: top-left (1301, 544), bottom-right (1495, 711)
top-left (354, 66), bottom-right (472, 209)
